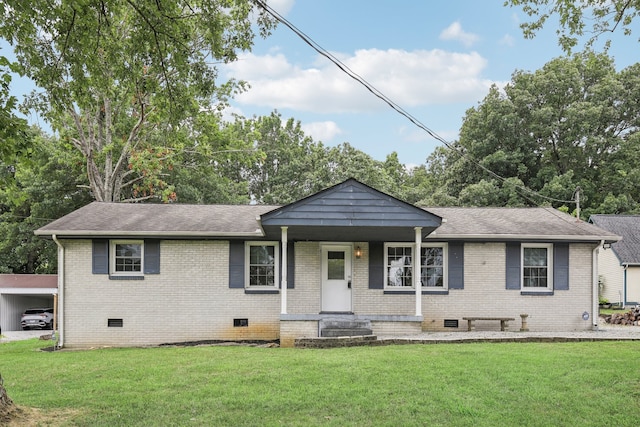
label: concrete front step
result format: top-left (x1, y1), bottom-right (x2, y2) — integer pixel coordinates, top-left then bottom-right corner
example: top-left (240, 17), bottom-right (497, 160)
top-left (321, 328), bottom-right (374, 337)
top-left (319, 318), bottom-right (373, 338)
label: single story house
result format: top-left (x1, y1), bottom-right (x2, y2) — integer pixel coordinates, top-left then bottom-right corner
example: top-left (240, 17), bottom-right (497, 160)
top-left (35, 179), bottom-right (619, 348)
top-left (589, 215), bottom-right (640, 307)
top-left (0, 274), bottom-right (58, 332)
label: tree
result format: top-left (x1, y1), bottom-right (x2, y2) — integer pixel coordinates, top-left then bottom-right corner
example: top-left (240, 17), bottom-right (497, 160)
top-left (506, 0), bottom-right (640, 52)
top-left (0, 128), bottom-right (92, 273)
top-left (433, 51), bottom-right (640, 215)
top-left (0, 0), bottom-right (275, 202)
top-left (0, 53), bottom-right (28, 165)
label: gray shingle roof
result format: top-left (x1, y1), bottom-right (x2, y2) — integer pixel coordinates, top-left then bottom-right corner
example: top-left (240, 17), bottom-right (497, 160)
top-left (427, 207), bottom-right (619, 241)
top-left (590, 215), bottom-right (640, 264)
top-left (35, 202), bottom-right (278, 238)
top-left (36, 201), bottom-right (619, 243)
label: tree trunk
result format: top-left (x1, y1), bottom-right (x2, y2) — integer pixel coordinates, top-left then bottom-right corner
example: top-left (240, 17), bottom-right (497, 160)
top-left (0, 373), bottom-right (15, 422)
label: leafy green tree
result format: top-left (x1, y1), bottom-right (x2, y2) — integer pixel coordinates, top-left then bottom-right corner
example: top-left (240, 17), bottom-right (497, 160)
top-left (507, 0), bottom-right (640, 52)
top-left (434, 51), bottom-right (640, 215)
top-left (0, 129), bottom-right (92, 273)
top-left (0, 0), bottom-right (275, 202)
top-left (0, 53), bottom-right (28, 171)
top-left (165, 111), bottom-right (254, 204)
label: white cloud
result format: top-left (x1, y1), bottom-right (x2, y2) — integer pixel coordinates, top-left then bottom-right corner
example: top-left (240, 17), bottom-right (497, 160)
top-left (224, 48), bottom-right (493, 114)
top-left (439, 22), bottom-right (479, 48)
top-left (499, 34), bottom-right (515, 47)
top-left (266, 0), bottom-right (295, 15)
top-left (301, 121), bottom-right (342, 142)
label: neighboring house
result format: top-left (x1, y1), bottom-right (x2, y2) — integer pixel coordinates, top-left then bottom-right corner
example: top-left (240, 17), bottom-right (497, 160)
top-left (35, 179), bottom-right (618, 348)
top-left (590, 215), bottom-right (640, 307)
top-left (0, 274), bottom-right (58, 332)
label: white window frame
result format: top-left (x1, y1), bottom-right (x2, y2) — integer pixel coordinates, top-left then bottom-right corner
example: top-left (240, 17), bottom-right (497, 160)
top-left (384, 243), bottom-right (448, 290)
top-left (421, 243), bottom-right (448, 291)
top-left (110, 240), bottom-right (144, 276)
top-left (245, 241), bottom-right (280, 289)
top-left (521, 243), bottom-right (553, 291)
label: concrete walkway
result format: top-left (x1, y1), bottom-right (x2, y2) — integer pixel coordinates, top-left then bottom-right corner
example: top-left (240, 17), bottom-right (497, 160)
top-left (377, 324), bottom-right (640, 344)
top-left (0, 330), bottom-right (54, 343)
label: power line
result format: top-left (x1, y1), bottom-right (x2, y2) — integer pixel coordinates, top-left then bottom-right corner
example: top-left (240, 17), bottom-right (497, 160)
top-left (253, 0), bottom-right (576, 206)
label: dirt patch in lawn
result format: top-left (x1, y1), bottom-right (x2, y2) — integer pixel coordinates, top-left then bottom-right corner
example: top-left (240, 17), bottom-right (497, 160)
top-left (3, 405), bottom-right (79, 426)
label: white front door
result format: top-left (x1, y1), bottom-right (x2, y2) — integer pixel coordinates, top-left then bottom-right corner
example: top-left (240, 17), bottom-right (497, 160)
top-left (321, 245), bottom-right (352, 312)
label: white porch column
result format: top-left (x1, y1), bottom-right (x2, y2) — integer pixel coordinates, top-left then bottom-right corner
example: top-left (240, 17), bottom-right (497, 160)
top-left (281, 226), bottom-right (288, 315)
top-left (414, 227), bottom-right (422, 316)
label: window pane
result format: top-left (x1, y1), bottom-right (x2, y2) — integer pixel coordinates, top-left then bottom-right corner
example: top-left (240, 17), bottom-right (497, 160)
top-left (327, 251), bottom-right (345, 280)
top-left (249, 245), bottom-right (275, 287)
top-left (387, 247), bottom-right (412, 287)
top-left (523, 248), bottom-right (548, 288)
top-left (421, 247), bottom-right (444, 287)
top-left (115, 243), bottom-right (141, 272)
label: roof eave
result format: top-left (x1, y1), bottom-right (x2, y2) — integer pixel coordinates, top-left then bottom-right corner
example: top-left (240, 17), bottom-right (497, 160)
top-left (35, 230), bottom-right (265, 238)
top-left (426, 234), bottom-right (620, 243)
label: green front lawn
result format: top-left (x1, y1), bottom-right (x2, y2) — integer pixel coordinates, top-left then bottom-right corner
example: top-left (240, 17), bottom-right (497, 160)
top-left (2, 339), bottom-right (640, 426)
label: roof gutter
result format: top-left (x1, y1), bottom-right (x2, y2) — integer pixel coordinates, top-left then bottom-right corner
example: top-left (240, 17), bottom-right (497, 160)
top-left (426, 233), bottom-right (620, 243)
top-left (35, 230), bottom-right (265, 238)
top-left (52, 235), bottom-right (64, 348)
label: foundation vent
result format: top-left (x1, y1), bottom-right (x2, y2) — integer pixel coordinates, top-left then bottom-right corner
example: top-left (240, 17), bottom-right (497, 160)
top-left (444, 319), bottom-right (459, 328)
top-left (107, 318), bottom-right (123, 328)
top-left (234, 318), bottom-right (249, 327)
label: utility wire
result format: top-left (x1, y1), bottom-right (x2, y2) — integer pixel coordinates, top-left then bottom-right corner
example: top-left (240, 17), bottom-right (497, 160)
top-left (253, 0), bottom-right (576, 206)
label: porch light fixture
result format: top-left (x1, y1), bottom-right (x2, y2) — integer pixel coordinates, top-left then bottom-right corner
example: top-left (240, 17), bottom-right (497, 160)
top-left (355, 246), bottom-right (362, 259)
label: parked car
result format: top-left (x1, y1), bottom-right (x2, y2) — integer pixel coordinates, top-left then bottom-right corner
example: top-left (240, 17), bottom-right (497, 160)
top-left (21, 308), bottom-right (54, 330)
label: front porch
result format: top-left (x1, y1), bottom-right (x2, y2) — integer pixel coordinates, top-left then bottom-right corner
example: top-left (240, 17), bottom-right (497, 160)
top-left (279, 313), bottom-right (423, 347)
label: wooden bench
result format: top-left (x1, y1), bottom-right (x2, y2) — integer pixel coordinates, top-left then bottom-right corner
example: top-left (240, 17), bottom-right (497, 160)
top-left (462, 317), bottom-right (515, 332)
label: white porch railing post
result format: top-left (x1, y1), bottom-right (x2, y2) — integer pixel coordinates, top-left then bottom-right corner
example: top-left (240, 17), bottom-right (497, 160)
top-left (281, 226), bottom-right (288, 315)
top-left (415, 227), bottom-right (422, 316)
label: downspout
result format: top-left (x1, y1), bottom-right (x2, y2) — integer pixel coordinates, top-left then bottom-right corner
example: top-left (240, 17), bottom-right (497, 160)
top-left (592, 240), bottom-right (603, 330)
top-left (52, 235), bottom-right (64, 348)
top-left (623, 266), bottom-right (628, 307)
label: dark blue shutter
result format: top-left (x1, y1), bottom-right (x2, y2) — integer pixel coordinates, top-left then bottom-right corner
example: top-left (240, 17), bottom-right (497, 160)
top-left (144, 240), bottom-right (161, 274)
top-left (369, 242), bottom-right (384, 289)
top-left (554, 243), bottom-right (569, 290)
top-left (505, 242), bottom-right (521, 290)
top-left (229, 240), bottom-right (245, 288)
top-left (92, 239), bottom-right (109, 274)
top-left (448, 242), bottom-right (464, 289)
top-left (287, 244), bottom-right (295, 289)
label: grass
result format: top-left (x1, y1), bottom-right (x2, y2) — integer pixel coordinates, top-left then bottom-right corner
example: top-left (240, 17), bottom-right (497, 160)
top-left (2, 339), bottom-right (640, 426)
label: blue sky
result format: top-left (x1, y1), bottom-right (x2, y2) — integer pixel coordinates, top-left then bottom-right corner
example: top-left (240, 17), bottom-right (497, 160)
top-left (3, 1), bottom-right (637, 167)
top-left (222, 0), bottom-right (637, 166)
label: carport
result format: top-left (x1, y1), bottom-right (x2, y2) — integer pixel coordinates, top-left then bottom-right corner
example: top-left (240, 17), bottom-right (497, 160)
top-left (0, 274), bottom-right (57, 332)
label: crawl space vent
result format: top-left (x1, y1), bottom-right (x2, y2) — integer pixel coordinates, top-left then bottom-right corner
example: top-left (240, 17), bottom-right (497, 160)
top-left (108, 318), bottom-right (123, 328)
top-left (444, 319), bottom-right (459, 328)
top-left (233, 318), bottom-right (249, 327)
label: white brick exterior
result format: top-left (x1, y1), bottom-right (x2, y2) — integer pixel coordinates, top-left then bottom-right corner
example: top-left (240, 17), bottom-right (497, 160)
top-left (62, 240), bottom-right (280, 348)
top-left (60, 239), bottom-right (600, 348)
